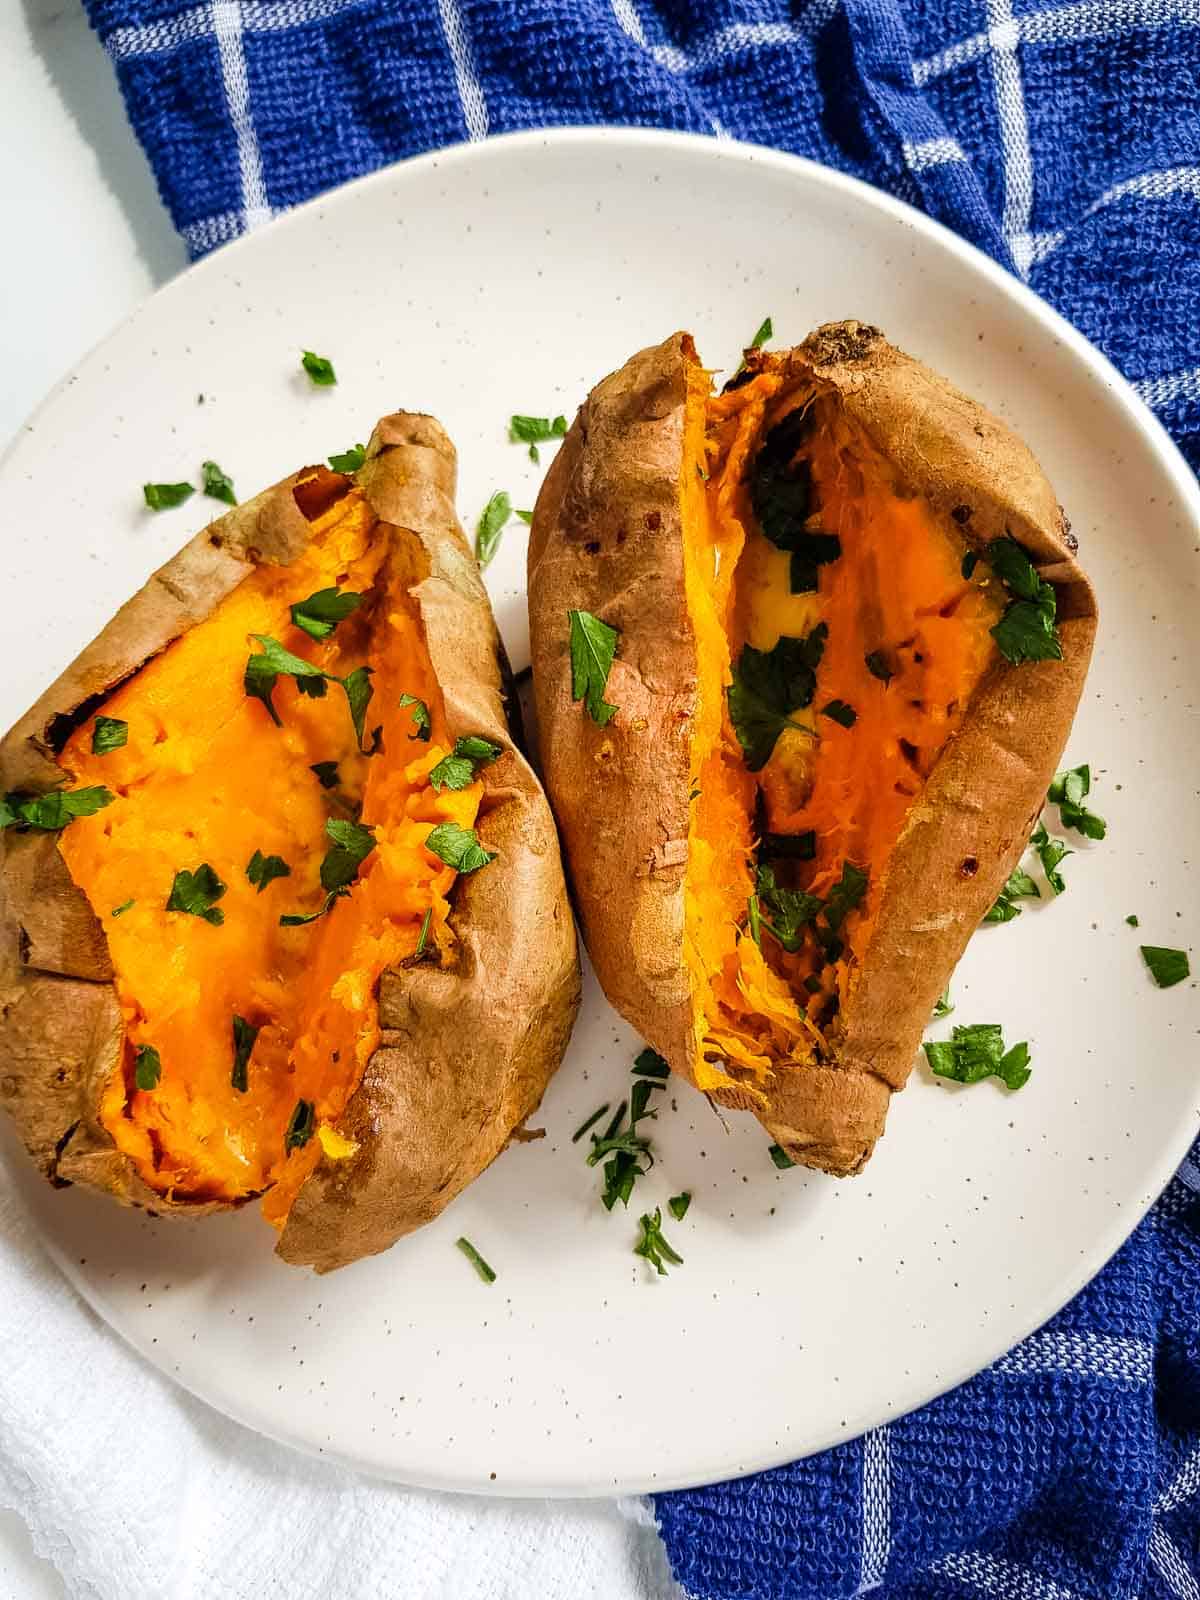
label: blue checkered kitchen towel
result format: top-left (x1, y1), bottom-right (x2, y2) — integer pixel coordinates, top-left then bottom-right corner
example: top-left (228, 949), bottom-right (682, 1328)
top-left (79, 3), bottom-right (1200, 1597)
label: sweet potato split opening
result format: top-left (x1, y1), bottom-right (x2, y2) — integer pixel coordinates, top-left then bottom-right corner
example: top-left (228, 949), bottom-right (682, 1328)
top-left (680, 366), bottom-right (1003, 1095)
top-left (56, 478), bottom-right (483, 1217)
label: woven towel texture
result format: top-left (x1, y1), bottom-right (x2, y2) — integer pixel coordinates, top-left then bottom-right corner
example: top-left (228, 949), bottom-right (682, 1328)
top-left (79, 3), bottom-right (1200, 1597)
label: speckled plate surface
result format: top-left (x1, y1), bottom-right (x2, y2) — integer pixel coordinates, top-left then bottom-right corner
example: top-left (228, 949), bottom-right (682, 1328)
top-left (2, 129), bottom-right (1199, 1497)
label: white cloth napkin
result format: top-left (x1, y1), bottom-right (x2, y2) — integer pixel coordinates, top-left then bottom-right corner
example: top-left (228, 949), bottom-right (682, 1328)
top-left (0, 1184), bottom-right (681, 1600)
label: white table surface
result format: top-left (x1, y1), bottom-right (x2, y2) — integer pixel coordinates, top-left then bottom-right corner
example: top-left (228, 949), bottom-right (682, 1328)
top-left (1, 0), bottom-right (184, 1590)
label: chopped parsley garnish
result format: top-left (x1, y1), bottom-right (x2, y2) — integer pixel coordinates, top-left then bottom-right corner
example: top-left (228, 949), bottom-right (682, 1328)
top-left (986, 537), bottom-right (1062, 664)
top-left (749, 315), bottom-right (773, 350)
top-left (668, 1192), bottom-right (691, 1221)
top-left (515, 509), bottom-right (534, 524)
top-left (1141, 946), bottom-right (1190, 989)
top-left (760, 830), bottom-right (816, 862)
top-left (933, 987), bottom-right (954, 1019)
top-left (865, 650), bottom-right (894, 684)
top-left (1126, 914), bottom-right (1140, 928)
top-left (300, 350), bottom-right (337, 386)
top-left (634, 1208), bottom-right (683, 1275)
top-left (768, 1143), bottom-right (796, 1170)
top-left (244, 634), bottom-right (373, 747)
top-left (475, 491), bottom-right (512, 570)
top-left (821, 699), bottom-right (857, 728)
top-left (1030, 820), bottom-right (1071, 895)
top-left (961, 550), bottom-right (979, 579)
top-left (289, 586), bottom-right (363, 641)
top-left (985, 863), bottom-right (1041, 923)
top-left (729, 316), bottom-right (774, 383)
top-left (568, 609), bottom-right (619, 727)
top-left (243, 633), bottom-right (327, 724)
top-left (728, 624), bottom-right (825, 770)
top-left (749, 409), bottom-right (840, 591)
top-left (425, 821), bottom-right (495, 874)
top-left (456, 1237), bottom-right (497, 1284)
top-left (321, 818), bottom-right (376, 891)
top-left (572, 1104), bottom-right (610, 1143)
top-left (201, 460), bottom-right (236, 506)
top-left (143, 481), bottom-right (193, 511)
top-left (586, 1051), bottom-right (669, 1212)
top-left (341, 665), bottom-right (375, 749)
top-left (822, 861), bottom-right (869, 936)
top-left (110, 898), bottom-right (135, 918)
top-left (91, 717), bottom-right (128, 755)
top-left (246, 849), bottom-right (291, 892)
top-left (755, 863), bottom-right (822, 952)
top-left (284, 1098), bottom-right (316, 1150)
top-left (166, 863), bottom-right (227, 925)
top-left (0, 786), bottom-right (115, 832)
top-left (509, 413), bottom-right (567, 464)
top-left (924, 1023), bottom-right (1031, 1089)
top-left (632, 1047), bottom-right (670, 1079)
top-left (134, 1044), bottom-right (162, 1091)
top-left (328, 443), bottom-right (365, 474)
top-left (310, 761), bottom-right (339, 789)
top-left (429, 734), bottom-right (503, 793)
top-left (398, 693), bottom-right (432, 741)
top-left (231, 1015), bottom-right (258, 1094)
top-left (1048, 765), bottom-right (1106, 840)
top-left (280, 820), bottom-right (375, 926)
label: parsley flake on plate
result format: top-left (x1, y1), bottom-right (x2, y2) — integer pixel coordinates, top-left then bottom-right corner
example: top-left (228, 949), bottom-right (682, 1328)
top-left (456, 1237), bottom-right (497, 1284)
top-left (201, 460), bottom-right (237, 506)
top-left (985, 863), bottom-right (1041, 923)
top-left (1048, 764), bottom-right (1106, 840)
top-left (474, 491), bottom-right (513, 570)
top-left (1141, 945), bottom-right (1190, 989)
top-left (300, 350), bottom-right (337, 386)
top-left (924, 1023), bottom-right (1031, 1089)
top-left (143, 481), bottom-right (194, 511)
top-left (634, 1208), bottom-right (684, 1276)
top-left (509, 413), bottom-right (567, 464)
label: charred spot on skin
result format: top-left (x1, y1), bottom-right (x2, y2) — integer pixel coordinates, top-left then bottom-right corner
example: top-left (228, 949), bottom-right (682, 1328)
top-left (645, 511), bottom-right (662, 533)
top-left (1059, 507), bottom-right (1078, 551)
top-left (208, 532), bottom-right (224, 549)
top-left (584, 541), bottom-right (601, 556)
top-left (594, 740), bottom-right (616, 765)
top-left (16, 927), bottom-right (30, 965)
top-left (960, 857), bottom-right (979, 878)
top-left (951, 504), bottom-right (972, 525)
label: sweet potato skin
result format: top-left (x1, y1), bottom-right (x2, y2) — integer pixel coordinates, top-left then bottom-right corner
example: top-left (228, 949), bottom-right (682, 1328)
top-left (528, 322), bottom-right (1096, 1176)
top-left (0, 414), bottom-right (580, 1270)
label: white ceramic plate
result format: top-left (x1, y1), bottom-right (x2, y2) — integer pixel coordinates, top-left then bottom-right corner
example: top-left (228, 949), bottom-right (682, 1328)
top-left (3, 129), bottom-right (1198, 1498)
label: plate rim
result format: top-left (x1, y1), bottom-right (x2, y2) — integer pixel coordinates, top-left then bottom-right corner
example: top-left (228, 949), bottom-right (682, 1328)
top-left (6, 124), bottom-right (1200, 1498)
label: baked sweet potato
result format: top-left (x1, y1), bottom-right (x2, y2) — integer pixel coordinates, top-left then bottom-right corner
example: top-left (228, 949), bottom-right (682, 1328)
top-left (0, 413), bottom-right (580, 1272)
top-left (528, 322), bottom-right (1095, 1175)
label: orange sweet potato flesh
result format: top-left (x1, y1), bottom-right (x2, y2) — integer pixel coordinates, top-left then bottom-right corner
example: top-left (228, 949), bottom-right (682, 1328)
top-left (57, 481), bottom-right (479, 1212)
top-left (0, 414), bottom-right (580, 1270)
top-left (682, 374), bottom-right (1003, 1096)
top-left (529, 323), bottom-right (1096, 1174)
